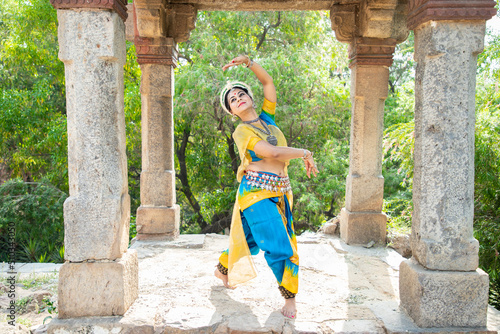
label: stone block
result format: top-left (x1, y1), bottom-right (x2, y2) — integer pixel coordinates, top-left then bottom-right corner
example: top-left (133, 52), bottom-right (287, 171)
top-left (64, 194), bottom-right (130, 262)
top-left (399, 259), bottom-right (489, 328)
top-left (58, 249), bottom-right (138, 318)
top-left (140, 170), bottom-right (175, 206)
top-left (125, 4), bottom-right (134, 42)
top-left (345, 175), bottom-right (385, 212)
top-left (136, 205), bottom-right (180, 235)
top-left (339, 208), bottom-right (387, 245)
top-left (134, 7), bottom-right (165, 38)
top-left (140, 63), bottom-right (174, 96)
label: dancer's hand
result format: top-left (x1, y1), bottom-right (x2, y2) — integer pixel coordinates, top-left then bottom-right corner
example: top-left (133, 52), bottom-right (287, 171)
top-left (222, 55), bottom-right (251, 71)
top-left (303, 153), bottom-right (319, 178)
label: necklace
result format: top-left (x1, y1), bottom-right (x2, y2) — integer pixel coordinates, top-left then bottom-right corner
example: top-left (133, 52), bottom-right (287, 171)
top-left (245, 119), bottom-right (278, 146)
top-left (242, 117), bottom-right (260, 124)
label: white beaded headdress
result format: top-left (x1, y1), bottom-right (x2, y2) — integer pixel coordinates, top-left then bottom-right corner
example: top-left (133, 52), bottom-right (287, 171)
top-left (219, 81), bottom-right (254, 115)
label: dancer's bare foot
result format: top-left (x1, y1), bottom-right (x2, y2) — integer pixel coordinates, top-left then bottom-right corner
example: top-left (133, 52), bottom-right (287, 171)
top-left (281, 298), bottom-right (297, 319)
top-left (214, 267), bottom-right (235, 289)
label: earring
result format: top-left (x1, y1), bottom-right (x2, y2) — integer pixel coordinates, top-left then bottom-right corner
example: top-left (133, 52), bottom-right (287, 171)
top-left (232, 115), bottom-right (237, 122)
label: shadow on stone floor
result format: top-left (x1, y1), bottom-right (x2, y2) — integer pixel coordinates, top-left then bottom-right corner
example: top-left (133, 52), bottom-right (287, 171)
top-left (43, 233), bottom-right (500, 334)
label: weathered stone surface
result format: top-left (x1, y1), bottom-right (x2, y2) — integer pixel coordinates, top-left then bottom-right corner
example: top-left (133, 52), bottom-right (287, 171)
top-left (344, 64), bottom-right (389, 213)
top-left (136, 61), bottom-right (180, 237)
top-left (387, 232), bottom-right (411, 258)
top-left (140, 171), bottom-right (176, 206)
top-left (319, 217), bottom-right (340, 235)
top-left (50, 0), bottom-right (128, 21)
top-left (57, 249), bottom-right (138, 318)
top-left (340, 63), bottom-right (390, 246)
top-left (133, 0), bottom-right (166, 38)
top-left (399, 260), bottom-right (490, 328)
top-left (410, 21), bottom-right (486, 271)
top-left (125, 4), bottom-right (134, 41)
top-left (57, 9), bottom-right (130, 262)
top-left (330, 1), bottom-right (409, 44)
top-left (407, 0), bottom-right (497, 30)
top-left (349, 37), bottom-right (397, 67)
top-left (12, 234), bottom-right (500, 333)
top-left (135, 37), bottom-right (178, 66)
top-left (136, 205), bottom-right (180, 235)
top-left (340, 208), bottom-right (387, 246)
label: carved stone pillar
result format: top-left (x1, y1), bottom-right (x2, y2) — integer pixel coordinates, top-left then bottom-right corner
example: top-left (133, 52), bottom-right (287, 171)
top-left (50, 0), bottom-right (138, 318)
top-left (133, 2), bottom-right (196, 239)
top-left (331, 2), bottom-right (406, 245)
top-left (135, 36), bottom-right (180, 239)
top-left (339, 38), bottom-right (396, 245)
top-left (399, 0), bottom-right (497, 328)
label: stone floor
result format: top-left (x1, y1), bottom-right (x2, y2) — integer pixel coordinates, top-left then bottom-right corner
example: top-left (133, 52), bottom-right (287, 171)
top-left (26, 233), bottom-right (500, 333)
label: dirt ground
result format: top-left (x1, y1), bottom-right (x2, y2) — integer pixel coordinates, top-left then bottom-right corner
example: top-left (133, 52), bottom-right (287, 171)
top-left (0, 272), bottom-right (58, 333)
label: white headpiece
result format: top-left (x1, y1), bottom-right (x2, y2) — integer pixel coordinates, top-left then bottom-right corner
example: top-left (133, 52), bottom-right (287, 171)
top-left (219, 81), bottom-right (254, 115)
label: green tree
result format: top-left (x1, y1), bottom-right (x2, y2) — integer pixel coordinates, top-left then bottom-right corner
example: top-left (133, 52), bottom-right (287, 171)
top-left (0, 0), bottom-right (67, 189)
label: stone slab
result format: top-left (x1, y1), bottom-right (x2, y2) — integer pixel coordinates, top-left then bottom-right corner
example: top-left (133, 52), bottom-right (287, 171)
top-left (136, 204), bottom-right (180, 235)
top-left (58, 249), bottom-right (138, 318)
top-left (340, 208), bottom-right (387, 246)
top-left (370, 301), bottom-right (498, 334)
top-left (130, 234), bottom-right (206, 259)
top-left (399, 260), bottom-right (490, 328)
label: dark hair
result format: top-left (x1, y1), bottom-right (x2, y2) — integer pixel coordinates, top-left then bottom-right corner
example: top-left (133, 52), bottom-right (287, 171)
top-left (224, 86), bottom-right (251, 113)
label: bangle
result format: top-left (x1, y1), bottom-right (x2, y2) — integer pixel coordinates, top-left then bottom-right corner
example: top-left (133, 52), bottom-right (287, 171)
top-left (302, 150), bottom-right (311, 159)
top-left (242, 57), bottom-right (253, 68)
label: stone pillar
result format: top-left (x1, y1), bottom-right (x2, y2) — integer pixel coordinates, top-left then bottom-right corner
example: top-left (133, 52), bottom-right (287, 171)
top-left (135, 36), bottom-right (180, 239)
top-left (399, 0), bottom-right (497, 328)
top-left (50, 0), bottom-right (138, 318)
top-left (339, 38), bottom-right (397, 245)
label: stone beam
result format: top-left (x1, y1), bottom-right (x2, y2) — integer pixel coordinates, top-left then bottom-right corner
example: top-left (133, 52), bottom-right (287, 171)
top-left (168, 0), bottom-right (335, 11)
top-left (399, 0), bottom-right (497, 328)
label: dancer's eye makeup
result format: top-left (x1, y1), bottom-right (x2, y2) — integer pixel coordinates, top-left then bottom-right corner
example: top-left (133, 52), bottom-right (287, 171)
top-left (229, 91), bottom-right (246, 103)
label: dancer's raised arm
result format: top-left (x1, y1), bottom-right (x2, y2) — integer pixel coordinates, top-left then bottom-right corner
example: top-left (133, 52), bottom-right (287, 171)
top-left (222, 55), bottom-right (276, 103)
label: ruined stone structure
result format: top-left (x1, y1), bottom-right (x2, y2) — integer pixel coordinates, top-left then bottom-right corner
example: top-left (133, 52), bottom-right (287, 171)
top-left (49, 0), bottom-right (497, 330)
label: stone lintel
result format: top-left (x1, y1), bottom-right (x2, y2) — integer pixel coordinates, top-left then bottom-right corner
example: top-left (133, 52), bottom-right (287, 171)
top-left (136, 205), bottom-right (180, 236)
top-left (57, 249), bottom-right (138, 318)
top-left (135, 36), bottom-right (178, 67)
top-left (339, 208), bottom-right (387, 246)
top-left (50, 0), bottom-right (128, 21)
top-left (399, 259), bottom-right (489, 328)
top-left (407, 0), bottom-right (498, 30)
top-left (349, 37), bottom-right (397, 68)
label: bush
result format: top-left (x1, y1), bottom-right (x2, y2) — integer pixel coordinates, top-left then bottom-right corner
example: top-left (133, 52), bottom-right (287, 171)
top-left (0, 178), bottom-right (66, 263)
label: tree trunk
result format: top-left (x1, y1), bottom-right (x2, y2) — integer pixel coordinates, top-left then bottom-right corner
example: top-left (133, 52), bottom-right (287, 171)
top-left (176, 127), bottom-right (208, 229)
